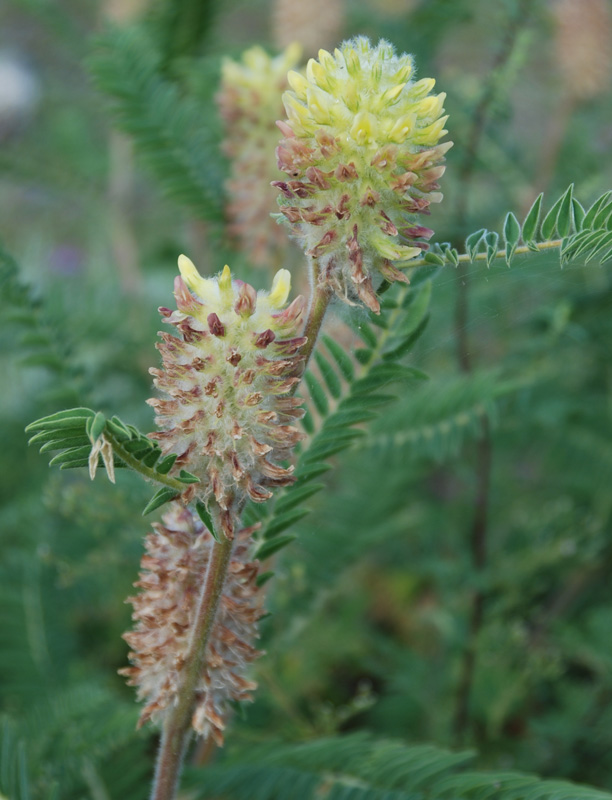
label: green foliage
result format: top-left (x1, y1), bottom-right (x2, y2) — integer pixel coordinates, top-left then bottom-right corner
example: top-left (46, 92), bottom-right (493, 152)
top-left (185, 733), bottom-right (612, 800)
top-left (0, 244), bottom-right (82, 406)
top-left (246, 274), bottom-right (433, 565)
top-left (431, 187), bottom-right (612, 270)
top-left (25, 407), bottom-right (195, 513)
top-left (89, 25), bottom-right (226, 225)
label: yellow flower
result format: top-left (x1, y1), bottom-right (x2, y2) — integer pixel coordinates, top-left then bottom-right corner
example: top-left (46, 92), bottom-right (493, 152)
top-left (275, 36), bottom-right (452, 313)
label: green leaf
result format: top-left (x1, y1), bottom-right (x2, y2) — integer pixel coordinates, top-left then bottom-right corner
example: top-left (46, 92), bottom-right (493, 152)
top-left (264, 508), bottom-right (310, 539)
top-left (156, 453), bottom-right (178, 474)
top-left (522, 192), bottom-right (543, 243)
top-left (177, 469), bottom-right (200, 484)
top-left (541, 185), bottom-right (572, 240)
top-left (28, 428), bottom-right (86, 447)
top-left (593, 199), bottom-right (612, 230)
top-left (142, 447), bottom-right (162, 467)
top-left (195, 500), bottom-right (214, 530)
top-left (572, 197), bottom-right (586, 230)
top-left (107, 416), bottom-right (132, 441)
top-left (314, 352), bottom-right (342, 399)
top-left (255, 571), bottom-right (275, 587)
top-left (88, 411), bottom-right (106, 443)
top-left (295, 464), bottom-right (333, 484)
top-left (301, 408), bottom-right (315, 435)
top-left (354, 348), bottom-right (372, 365)
top-left (583, 190), bottom-right (611, 229)
top-left (39, 436), bottom-right (89, 454)
top-left (275, 483), bottom-right (325, 515)
top-left (466, 228), bottom-right (486, 260)
top-left (484, 231), bottom-right (499, 267)
top-left (304, 371), bottom-right (329, 417)
top-left (557, 184), bottom-right (574, 237)
top-left (142, 487), bottom-right (180, 516)
top-left (123, 439), bottom-right (153, 455)
top-left (349, 320), bottom-right (377, 349)
top-left (503, 211), bottom-right (520, 265)
top-left (25, 408), bottom-right (94, 433)
top-left (323, 335), bottom-right (354, 382)
top-left (423, 251), bottom-right (445, 266)
top-left (48, 446), bottom-right (92, 467)
top-left (255, 535), bottom-right (297, 561)
top-left (322, 410), bottom-right (378, 429)
top-left (382, 314), bottom-right (430, 362)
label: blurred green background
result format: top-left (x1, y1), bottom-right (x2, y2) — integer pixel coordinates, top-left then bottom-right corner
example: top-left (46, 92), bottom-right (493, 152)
top-left (2, 0), bottom-right (612, 797)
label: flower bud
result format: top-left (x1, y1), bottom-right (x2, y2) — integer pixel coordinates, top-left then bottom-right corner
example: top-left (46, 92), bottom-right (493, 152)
top-left (275, 36), bottom-right (452, 313)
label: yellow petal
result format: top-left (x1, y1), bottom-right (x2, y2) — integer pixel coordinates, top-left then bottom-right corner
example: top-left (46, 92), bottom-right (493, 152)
top-left (350, 111), bottom-right (377, 145)
top-left (219, 264), bottom-right (232, 292)
top-left (380, 83), bottom-right (406, 106)
top-left (388, 113), bottom-right (415, 143)
top-left (269, 269), bottom-right (291, 308)
top-left (178, 254), bottom-right (217, 304)
top-left (287, 70), bottom-right (309, 97)
top-left (409, 77), bottom-right (436, 99)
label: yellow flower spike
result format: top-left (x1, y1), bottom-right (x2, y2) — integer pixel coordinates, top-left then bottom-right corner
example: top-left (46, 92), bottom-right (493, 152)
top-left (274, 37), bottom-right (451, 313)
top-left (268, 268), bottom-right (292, 309)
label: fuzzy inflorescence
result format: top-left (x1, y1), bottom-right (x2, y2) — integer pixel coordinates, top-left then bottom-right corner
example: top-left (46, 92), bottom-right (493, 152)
top-left (120, 503), bottom-right (263, 744)
top-left (218, 44), bottom-right (302, 266)
top-left (274, 36), bottom-right (451, 313)
top-left (148, 256), bottom-right (306, 539)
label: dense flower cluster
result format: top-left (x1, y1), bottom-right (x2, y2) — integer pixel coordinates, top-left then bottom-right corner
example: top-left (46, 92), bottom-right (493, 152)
top-left (120, 503), bottom-right (263, 744)
top-left (274, 36), bottom-right (451, 312)
top-left (218, 44), bottom-right (302, 266)
top-left (148, 256), bottom-right (306, 539)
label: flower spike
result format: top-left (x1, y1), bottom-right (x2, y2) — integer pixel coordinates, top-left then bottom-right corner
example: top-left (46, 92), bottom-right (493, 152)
top-left (274, 36), bottom-right (452, 313)
top-left (148, 257), bottom-right (306, 539)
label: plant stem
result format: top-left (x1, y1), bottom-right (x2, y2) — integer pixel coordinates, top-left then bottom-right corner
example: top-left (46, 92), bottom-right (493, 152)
top-left (151, 536), bottom-right (233, 800)
top-left (291, 258), bottom-right (333, 393)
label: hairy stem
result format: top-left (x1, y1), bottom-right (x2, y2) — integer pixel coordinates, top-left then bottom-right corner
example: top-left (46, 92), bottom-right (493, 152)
top-left (291, 257), bottom-right (333, 392)
top-left (151, 536), bottom-right (233, 800)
